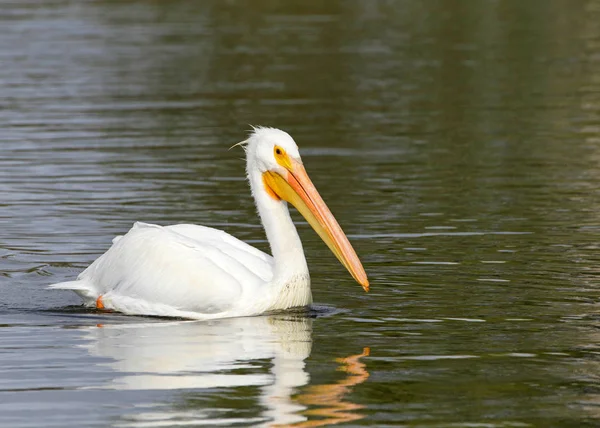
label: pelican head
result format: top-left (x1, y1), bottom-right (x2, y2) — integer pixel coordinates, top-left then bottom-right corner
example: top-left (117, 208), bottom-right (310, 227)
top-left (244, 127), bottom-right (369, 292)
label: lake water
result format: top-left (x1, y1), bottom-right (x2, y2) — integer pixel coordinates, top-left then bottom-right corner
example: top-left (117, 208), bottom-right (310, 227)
top-left (2, 0), bottom-right (600, 426)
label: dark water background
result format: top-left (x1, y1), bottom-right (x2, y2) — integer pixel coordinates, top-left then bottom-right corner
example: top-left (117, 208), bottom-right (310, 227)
top-left (2, 1), bottom-right (600, 426)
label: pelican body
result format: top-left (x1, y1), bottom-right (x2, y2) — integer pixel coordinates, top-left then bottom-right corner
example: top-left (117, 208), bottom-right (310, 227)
top-left (50, 128), bottom-right (368, 319)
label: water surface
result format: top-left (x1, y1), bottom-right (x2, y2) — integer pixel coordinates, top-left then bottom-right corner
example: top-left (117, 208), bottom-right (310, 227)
top-left (2, 1), bottom-right (600, 426)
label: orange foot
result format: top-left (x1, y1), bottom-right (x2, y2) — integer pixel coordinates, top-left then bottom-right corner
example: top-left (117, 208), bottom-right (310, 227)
top-left (96, 295), bottom-right (105, 310)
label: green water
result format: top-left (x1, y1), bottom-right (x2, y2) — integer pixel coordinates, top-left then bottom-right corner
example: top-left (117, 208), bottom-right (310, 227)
top-left (2, 1), bottom-right (600, 426)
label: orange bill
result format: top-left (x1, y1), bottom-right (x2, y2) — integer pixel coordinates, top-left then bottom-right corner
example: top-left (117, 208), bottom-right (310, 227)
top-left (263, 158), bottom-right (369, 291)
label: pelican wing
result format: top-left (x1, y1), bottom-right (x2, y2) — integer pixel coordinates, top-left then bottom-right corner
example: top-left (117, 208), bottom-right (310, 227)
top-left (65, 222), bottom-right (274, 315)
top-left (166, 223), bottom-right (273, 280)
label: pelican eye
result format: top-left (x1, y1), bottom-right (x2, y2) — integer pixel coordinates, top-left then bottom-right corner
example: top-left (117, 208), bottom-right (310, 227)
top-left (274, 146), bottom-right (286, 158)
top-left (273, 145), bottom-right (292, 170)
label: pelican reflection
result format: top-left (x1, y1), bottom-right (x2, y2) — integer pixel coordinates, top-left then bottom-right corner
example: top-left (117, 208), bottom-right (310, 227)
top-left (80, 315), bottom-right (369, 426)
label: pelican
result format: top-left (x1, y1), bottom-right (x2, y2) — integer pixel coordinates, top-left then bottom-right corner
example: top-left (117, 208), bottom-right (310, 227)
top-left (50, 127), bottom-right (369, 319)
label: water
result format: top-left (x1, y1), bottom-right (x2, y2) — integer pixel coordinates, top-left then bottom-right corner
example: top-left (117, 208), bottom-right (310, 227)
top-left (2, 0), bottom-right (600, 426)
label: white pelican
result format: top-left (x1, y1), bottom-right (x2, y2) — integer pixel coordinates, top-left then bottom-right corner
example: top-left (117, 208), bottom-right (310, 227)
top-left (50, 127), bottom-right (369, 319)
